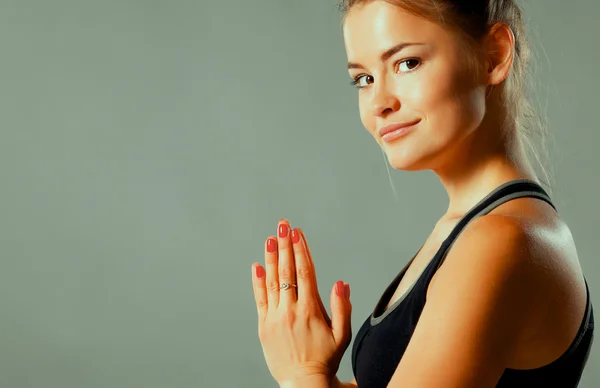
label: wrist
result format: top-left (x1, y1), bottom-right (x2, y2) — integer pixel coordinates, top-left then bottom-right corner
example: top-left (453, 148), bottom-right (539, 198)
top-left (279, 374), bottom-right (332, 388)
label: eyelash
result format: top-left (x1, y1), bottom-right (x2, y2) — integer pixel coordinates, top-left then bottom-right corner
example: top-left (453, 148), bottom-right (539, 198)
top-left (349, 58), bottom-right (421, 89)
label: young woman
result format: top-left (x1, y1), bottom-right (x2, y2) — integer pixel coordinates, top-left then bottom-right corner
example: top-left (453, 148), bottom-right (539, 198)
top-left (250, 1), bottom-right (594, 387)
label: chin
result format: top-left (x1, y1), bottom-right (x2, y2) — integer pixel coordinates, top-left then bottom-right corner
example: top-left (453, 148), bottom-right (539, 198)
top-left (385, 151), bottom-right (430, 172)
top-left (379, 139), bottom-right (434, 171)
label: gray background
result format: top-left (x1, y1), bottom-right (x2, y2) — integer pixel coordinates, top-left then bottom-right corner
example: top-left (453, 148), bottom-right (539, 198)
top-left (0, 0), bottom-right (597, 387)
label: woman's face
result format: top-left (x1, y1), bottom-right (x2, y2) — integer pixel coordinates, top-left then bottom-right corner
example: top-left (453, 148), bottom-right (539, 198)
top-left (343, 1), bottom-right (488, 171)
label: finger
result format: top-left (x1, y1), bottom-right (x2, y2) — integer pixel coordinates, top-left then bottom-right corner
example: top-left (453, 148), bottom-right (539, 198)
top-left (290, 227), bottom-right (317, 306)
top-left (277, 219), bottom-right (297, 306)
top-left (265, 236), bottom-right (279, 308)
top-left (330, 281), bottom-right (352, 347)
top-left (299, 228), bottom-right (330, 326)
top-left (297, 228), bottom-right (331, 327)
top-left (251, 262), bottom-right (268, 321)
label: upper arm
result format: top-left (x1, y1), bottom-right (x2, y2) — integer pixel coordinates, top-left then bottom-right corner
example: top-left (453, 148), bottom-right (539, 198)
top-left (386, 216), bottom-right (542, 388)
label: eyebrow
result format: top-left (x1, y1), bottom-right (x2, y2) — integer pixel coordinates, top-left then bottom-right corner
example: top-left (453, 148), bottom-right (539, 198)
top-left (347, 42), bottom-right (425, 70)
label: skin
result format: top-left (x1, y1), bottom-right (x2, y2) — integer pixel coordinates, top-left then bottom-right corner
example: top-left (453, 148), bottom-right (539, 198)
top-left (251, 2), bottom-right (587, 387)
top-left (343, 1), bottom-right (538, 214)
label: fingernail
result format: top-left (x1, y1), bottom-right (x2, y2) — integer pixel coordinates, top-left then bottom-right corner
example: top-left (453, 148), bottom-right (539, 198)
top-left (256, 265), bottom-right (265, 278)
top-left (345, 284), bottom-right (350, 299)
top-left (267, 238), bottom-right (277, 252)
top-left (278, 223), bottom-right (288, 238)
top-left (291, 229), bottom-right (300, 244)
top-left (336, 281), bottom-right (344, 297)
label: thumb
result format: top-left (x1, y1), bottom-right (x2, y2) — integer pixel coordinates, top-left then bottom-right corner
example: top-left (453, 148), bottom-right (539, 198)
top-left (330, 280), bottom-right (352, 347)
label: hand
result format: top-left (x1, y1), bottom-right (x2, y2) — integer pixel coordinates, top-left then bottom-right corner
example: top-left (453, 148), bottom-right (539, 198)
top-left (250, 219), bottom-right (353, 385)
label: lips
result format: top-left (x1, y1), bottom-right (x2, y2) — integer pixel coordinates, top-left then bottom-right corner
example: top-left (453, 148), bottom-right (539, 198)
top-left (378, 119), bottom-right (421, 138)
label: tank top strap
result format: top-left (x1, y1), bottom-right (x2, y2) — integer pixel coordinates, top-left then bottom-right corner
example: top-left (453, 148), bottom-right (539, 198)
top-left (431, 179), bottom-right (555, 273)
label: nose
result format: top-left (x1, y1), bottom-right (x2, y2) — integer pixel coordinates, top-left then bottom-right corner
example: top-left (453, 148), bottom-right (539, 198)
top-left (370, 82), bottom-right (400, 117)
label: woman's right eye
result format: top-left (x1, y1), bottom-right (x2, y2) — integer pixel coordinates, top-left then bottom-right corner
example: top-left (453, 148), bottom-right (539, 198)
top-left (350, 75), bottom-right (373, 89)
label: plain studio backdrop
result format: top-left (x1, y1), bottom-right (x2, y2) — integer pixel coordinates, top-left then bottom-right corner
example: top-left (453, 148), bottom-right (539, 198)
top-left (0, 0), bottom-right (598, 387)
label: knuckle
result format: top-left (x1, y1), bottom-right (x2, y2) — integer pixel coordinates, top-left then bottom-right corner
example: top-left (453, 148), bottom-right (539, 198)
top-left (281, 308), bottom-right (296, 324)
top-left (279, 267), bottom-right (293, 280)
top-left (297, 300), bottom-right (315, 315)
top-left (266, 281), bottom-right (279, 292)
top-left (256, 297), bottom-right (268, 309)
top-left (295, 266), bottom-right (311, 279)
top-left (265, 254), bottom-right (278, 265)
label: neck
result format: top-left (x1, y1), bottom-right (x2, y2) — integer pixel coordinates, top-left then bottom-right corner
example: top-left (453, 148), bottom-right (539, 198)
top-left (432, 121), bottom-right (540, 220)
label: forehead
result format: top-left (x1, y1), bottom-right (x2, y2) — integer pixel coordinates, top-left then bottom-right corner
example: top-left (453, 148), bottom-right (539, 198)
top-left (342, 2), bottom-right (446, 59)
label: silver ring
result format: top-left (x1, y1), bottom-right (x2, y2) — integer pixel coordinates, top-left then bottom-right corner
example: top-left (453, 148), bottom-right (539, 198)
top-left (279, 282), bottom-right (298, 291)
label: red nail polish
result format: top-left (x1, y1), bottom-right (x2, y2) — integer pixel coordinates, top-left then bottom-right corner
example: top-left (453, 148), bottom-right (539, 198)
top-left (256, 265), bottom-right (265, 278)
top-left (291, 229), bottom-right (300, 244)
top-left (336, 281), bottom-right (344, 297)
top-left (278, 223), bottom-right (288, 238)
top-left (267, 238), bottom-right (277, 252)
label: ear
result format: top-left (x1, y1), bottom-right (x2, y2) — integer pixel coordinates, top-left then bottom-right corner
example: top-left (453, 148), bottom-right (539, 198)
top-left (484, 22), bottom-right (515, 86)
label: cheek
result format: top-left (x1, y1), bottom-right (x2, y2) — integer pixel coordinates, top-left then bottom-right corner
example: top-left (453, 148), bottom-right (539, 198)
top-left (358, 96), bottom-right (374, 134)
top-left (417, 67), bottom-right (486, 138)
top-left (354, 69), bottom-right (485, 140)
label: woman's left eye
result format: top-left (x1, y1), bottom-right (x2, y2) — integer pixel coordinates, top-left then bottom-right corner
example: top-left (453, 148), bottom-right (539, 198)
top-left (397, 59), bottom-right (421, 73)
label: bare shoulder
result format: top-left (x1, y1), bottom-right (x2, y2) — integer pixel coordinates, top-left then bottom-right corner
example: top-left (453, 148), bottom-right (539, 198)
top-left (430, 214), bottom-right (545, 292)
top-left (385, 209), bottom-right (586, 386)
top-left (433, 209), bottom-right (582, 292)
top-left (427, 214), bottom-right (545, 330)
top-left (429, 211), bottom-right (587, 368)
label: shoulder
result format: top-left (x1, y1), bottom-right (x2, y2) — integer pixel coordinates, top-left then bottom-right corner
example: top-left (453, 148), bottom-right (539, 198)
top-left (427, 213), bottom-right (550, 345)
top-left (456, 213), bottom-right (533, 250)
top-left (387, 213), bottom-right (582, 387)
top-left (429, 214), bottom-right (544, 310)
top-left (437, 214), bottom-right (540, 282)
top-left (387, 214), bottom-right (551, 386)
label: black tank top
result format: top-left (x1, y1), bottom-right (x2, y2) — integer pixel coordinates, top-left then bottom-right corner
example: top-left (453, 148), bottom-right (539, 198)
top-left (351, 179), bottom-right (594, 387)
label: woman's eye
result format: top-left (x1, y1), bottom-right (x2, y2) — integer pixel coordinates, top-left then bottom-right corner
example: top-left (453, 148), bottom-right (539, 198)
top-left (349, 59), bottom-right (420, 89)
top-left (397, 59), bottom-right (420, 73)
top-left (351, 75), bottom-right (373, 88)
